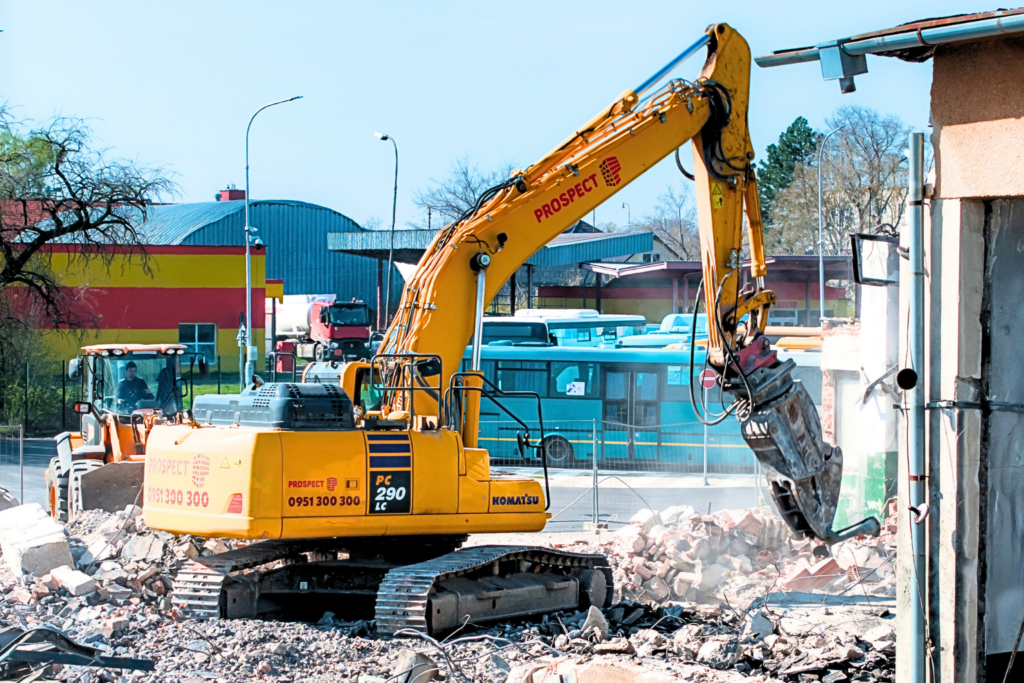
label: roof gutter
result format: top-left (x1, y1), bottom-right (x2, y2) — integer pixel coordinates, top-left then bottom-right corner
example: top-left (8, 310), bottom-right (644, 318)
top-left (755, 13), bottom-right (1024, 91)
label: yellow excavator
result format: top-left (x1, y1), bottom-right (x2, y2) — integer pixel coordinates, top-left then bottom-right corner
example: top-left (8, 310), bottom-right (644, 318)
top-left (142, 23), bottom-right (878, 634)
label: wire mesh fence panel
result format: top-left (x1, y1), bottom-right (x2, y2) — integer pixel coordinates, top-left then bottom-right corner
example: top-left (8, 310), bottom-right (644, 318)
top-left (480, 418), bottom-right (768, 533)
top-left (0, 426), bottom-right (24, 503)
top-left (0, 361), bottom-right (81, 439)
top-left (479, 419), bottom-right (756, 474)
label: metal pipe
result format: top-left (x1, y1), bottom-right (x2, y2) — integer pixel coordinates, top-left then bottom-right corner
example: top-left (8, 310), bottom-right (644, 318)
top-left (19, 424), bottom-right (23, 504)
top-left (755, 13), bottom-right (1024, 68)
top-left (245, 96), bottom-right (302, 383)
top-left (635, 34), bottom-right (711, 95)
top-left (470, 264), bottom-right (488, 371)
top-left (818, 126), bottom-right (844, 325)
top-left (592, 419), bottom-right (599, 531)
top-left (907, 131), bottom-right (926, 683)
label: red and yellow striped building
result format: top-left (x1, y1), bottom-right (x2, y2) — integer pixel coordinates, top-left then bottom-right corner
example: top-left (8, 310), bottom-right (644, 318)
top-left (41, 245), bottom-right (265, 371)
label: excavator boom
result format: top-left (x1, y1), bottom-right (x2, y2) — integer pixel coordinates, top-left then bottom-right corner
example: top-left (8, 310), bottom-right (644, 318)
top-left (374, 24), bottom-right (877, 543)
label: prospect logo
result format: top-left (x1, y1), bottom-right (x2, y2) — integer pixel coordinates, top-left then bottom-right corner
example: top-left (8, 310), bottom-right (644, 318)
top-left (191, 453), bottom-right (210, 488)
top-left (600, 157), bottom-right (622, 186)
top-left (327, 477), bottom-right (338, 492)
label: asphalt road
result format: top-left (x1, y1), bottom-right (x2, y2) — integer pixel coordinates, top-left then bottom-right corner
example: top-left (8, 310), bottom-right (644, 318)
top-left (0, 439), bottom-right (762, 528)
top-left (542, 481), bottom-right (760, 531)
top-left (0, 438), bottom-right (55, 507)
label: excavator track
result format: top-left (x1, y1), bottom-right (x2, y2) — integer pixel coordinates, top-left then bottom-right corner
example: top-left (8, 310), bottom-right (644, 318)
top-left (375, 545), bottom-right (610, 636)
top-left (173, 539), bottom-right (341, 618)
top-left (173, 540), bottom-right (610, 635)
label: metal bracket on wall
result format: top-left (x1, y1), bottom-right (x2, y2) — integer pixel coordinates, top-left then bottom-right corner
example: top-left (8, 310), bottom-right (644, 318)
top-left (925, 400), bottom-right (1024, 415)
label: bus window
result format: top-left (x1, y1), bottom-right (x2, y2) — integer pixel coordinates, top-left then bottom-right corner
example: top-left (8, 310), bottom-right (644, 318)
top-left (577, 330), bottom-right (592, 343)
top-left (550, 361), bottom-right (600, 398)
top-left (496, 361), bottom-right (548, 396)
top-left (599, 326), bottom-right (618, 341)
top-left (636, 372), bottom-right (659, 401)
top-left (664, 365), bottom-right (690, 401)
top-left (459, 359), bottom-right (496, 383)
top-left (481, 322), bottom-right (547, 345)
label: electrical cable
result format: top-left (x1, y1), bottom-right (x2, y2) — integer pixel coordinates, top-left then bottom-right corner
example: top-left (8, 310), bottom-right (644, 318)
top-left (687, 279), bottom-right (734, 425)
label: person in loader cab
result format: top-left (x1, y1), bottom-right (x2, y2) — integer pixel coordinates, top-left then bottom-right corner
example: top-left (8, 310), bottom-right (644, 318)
top-left (116, 361), bottom-right (154, 410)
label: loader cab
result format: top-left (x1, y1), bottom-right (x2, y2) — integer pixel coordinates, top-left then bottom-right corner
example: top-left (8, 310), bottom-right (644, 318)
top-left (72, 346), bottom-right (189, 444)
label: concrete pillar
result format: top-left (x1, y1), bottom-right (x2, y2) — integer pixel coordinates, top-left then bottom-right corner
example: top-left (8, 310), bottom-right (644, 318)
top-left (595, 274), bottom-right (602, 313)
top-left (527, 265), bottom-right (534, 310)
top-left (672, 278), bottom-right (679, 314)
top-left (804, 280), bottom-right (811, 326)
top-left (682, 276), bottom-right (690, 313)
top-left (509, 269), bottom-right (517, 314)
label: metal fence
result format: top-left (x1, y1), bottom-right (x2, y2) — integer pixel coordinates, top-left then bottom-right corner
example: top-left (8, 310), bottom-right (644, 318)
top-left (0, 361), bottom-right (82, 439)
top-left (480, 419), bottom-right (768, 532)
top-left (0, 426), bottom-right (24, 503)
top-left (479, 419), bottom-right (757, 474)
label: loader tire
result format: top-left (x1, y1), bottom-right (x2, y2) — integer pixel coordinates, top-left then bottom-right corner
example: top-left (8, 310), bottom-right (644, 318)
top-left (47, 458), bottom-right (69, 523)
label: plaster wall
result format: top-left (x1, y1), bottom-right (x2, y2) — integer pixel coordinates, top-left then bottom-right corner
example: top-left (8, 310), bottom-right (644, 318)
top-left (932, 36), bottom-right (1024, 199)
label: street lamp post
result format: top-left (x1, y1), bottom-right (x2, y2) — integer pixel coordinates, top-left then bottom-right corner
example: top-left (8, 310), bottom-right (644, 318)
top-left (375, 132), bottom-right (399, 326)
top-left (244, 95), bottom-right (302, 384)
top-left (622, 201), bottom-right (630, 227)
top-left (817, 125), bottom-right (844, 326)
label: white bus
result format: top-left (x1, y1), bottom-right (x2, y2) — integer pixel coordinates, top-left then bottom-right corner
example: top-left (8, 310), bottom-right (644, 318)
top-left (481, 309), bottom-right (647, 347)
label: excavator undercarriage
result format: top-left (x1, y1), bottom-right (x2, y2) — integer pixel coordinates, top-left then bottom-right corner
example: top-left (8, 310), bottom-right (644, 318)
top-left (173, 537), bottom-right (611, 635)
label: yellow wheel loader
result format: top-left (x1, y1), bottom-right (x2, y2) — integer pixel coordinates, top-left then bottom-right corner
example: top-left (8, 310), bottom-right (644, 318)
top-left (47, 344), bottom-right (204, 522)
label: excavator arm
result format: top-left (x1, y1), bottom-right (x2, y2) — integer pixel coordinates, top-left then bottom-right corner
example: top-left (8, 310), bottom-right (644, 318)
top-left (374, 23), bottom-right (879, 544)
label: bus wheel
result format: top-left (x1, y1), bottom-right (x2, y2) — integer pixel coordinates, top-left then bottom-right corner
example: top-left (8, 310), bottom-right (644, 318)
top-left (542, 435), bottom-right (574, 463)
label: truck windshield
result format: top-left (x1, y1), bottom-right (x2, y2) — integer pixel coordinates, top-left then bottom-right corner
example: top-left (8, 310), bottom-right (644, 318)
top-left (328, 305), bottom-right (369, 326)
top-left (97, 355), bottom-right (182, 415)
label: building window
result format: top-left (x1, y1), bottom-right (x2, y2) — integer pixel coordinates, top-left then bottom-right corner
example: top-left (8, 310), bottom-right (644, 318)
top-left (179, 323), bottom-right (217, 365)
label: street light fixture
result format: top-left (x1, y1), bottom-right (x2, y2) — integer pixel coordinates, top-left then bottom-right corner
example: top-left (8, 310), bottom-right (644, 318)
top-left (244, 95), bottom-right (302, 386)
top-left (817, 125), bottom-right (844, 326)
top-left (375, 132), bottom-right (399, 326)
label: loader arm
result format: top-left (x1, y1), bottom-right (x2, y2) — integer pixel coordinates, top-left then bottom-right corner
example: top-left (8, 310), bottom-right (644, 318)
top-left (376, 23), bottom-right (879, 544)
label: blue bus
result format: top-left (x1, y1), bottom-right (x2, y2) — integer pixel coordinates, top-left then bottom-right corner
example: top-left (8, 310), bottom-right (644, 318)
top-left (462, 345), bottom-right (821, 473)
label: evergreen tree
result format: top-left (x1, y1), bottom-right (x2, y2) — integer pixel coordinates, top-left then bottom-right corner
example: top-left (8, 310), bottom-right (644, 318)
top-left (757, 117), bottom-right (818, 229)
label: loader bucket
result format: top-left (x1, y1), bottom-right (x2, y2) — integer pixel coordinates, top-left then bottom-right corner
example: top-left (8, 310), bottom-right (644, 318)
top-left (735, 360), bottom-right (881, 544)
top-left (79, 461), bottom-right (145, 513)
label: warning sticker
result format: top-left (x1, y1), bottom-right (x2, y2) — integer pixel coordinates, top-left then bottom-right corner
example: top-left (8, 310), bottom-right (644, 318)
top-left (711, 183), bottom-right (724, 210)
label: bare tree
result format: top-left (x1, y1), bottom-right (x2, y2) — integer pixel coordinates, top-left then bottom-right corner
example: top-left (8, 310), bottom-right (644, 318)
top-left (634, 182), bottom-right (698, 259)
top-left (770, 105), bottom-right (912, 256)
top-left (410, 157), bottom-right (516, 228)
top-left (0, 112), bottom-right (176, 364)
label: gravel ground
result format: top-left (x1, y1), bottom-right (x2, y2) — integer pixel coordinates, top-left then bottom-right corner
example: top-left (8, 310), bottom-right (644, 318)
top-left (0, 506), bottom-right (896, 683)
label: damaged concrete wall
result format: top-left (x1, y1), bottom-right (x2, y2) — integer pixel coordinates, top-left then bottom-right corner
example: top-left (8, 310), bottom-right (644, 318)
top-left (923, 197), bottom-right (984, 683)
top-left (919, 34), bottom-right (1024, 680)
top-left (820, 317), bottom-right (896, 530)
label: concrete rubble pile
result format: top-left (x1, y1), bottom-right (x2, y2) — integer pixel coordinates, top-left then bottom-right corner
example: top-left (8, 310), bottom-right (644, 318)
top-left (0, 501), bottom-right (895, 682)
top-left (570, 505), bottom-right (896, 608)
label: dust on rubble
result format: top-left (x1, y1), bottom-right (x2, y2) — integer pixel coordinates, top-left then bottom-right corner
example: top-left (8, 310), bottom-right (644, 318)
top-left (0, 504), bottom-right (895, 682)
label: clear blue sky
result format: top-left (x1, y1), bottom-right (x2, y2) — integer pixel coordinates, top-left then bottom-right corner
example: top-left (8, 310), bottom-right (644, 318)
top-left (0, 1), bottom-right (986, 230)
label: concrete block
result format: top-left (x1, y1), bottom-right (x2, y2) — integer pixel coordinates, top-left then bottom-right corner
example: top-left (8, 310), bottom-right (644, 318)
top-left (51, 564), bottom-right (97, 596)
top-left (629, 509), bottom-right (662, 532)
top-left (0, 503), bottom-right (74, 578)
top-left (391, 648), bottom-right (438, 683)
top-left (697, 564), bottom-right (730, 592)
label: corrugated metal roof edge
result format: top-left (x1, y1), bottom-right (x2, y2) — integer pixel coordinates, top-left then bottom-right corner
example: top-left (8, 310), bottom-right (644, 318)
top-left (152, 199), bottom-right (364, 245)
